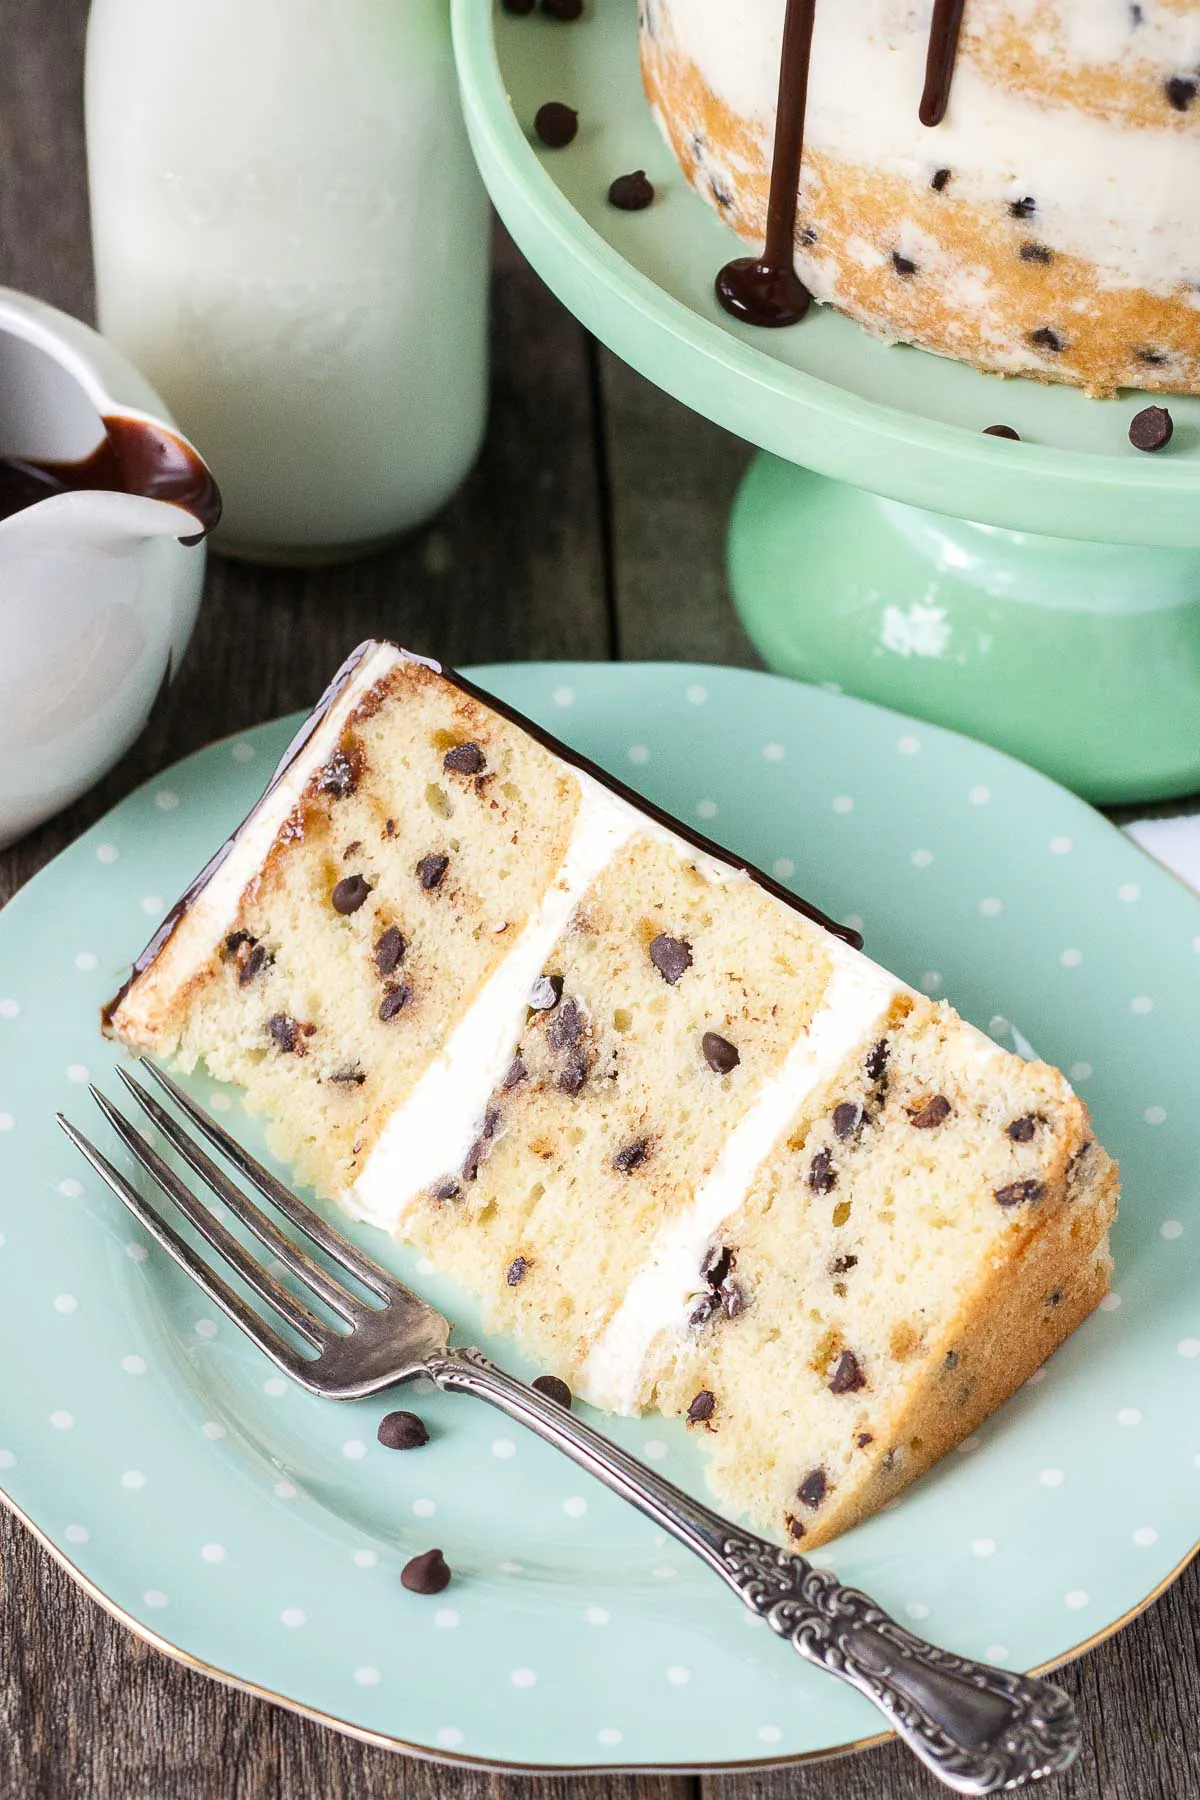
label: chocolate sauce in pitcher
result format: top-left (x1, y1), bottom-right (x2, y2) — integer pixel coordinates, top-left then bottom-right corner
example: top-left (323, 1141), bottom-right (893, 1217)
top-left (0, 413), bottom-right (221, 541)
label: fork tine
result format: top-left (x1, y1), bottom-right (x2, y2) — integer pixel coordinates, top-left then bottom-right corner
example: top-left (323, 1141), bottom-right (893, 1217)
top-left (115, 1067), bottom-right (367, 1326)
top-left (138, 1060), bottom-right (393, 1299)
top-left (88, 1087), bottom-right (328, 1348)
top-left (57, 1113), bottom-right (309, 1377)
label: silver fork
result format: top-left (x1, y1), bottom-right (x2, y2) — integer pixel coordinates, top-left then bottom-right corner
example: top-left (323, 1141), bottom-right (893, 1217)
top-left (59, 1060), bottom-right (1081, 1797)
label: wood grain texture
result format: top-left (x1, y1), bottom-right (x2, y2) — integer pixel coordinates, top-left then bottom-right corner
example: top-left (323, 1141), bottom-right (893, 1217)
top-left (0, 0), bottom-right (1197, 1796)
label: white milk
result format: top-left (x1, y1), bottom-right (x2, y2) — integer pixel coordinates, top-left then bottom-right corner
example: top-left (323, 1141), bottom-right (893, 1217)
top-left (85, 0), bottom-right (490, 561)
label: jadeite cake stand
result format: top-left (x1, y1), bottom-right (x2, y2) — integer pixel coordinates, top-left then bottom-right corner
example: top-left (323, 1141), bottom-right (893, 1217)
top-left (452, 0), bottom-right (1200, 806)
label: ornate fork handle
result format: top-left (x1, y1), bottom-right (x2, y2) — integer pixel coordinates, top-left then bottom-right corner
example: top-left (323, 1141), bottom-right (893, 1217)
top-left (425, 1346), bottom-right (1080, 1796)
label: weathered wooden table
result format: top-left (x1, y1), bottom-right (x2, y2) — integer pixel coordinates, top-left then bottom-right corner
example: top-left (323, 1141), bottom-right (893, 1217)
top-left (1, 3), bottom-right (1196, 1794)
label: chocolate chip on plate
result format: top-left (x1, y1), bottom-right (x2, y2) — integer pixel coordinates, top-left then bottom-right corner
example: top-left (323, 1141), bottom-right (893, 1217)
top-left (1129, 405), bottom-right (1173, 452)
top-left (374, 925), bottom-right (406, 977)
top-left (649, 933), bottom-right (692, 985)
top-left (608, 170), bottom-right (654, 211)
top-left (994, 1178), bottom-right (1045, 1208)
top-left (828, 1349), bottom-right (866, 1395)
top-left (907, 1094), bottom-right (952, 1129)
top-left (378, 982), bottom-right (413, 1022)
top-left (612, 1137), bottom-right (650, 1173)
top-left (796, 1466), bottom-right (827, 1509)
top-left (331, 873), bottom-right (372, 915)
top-left (417, 854), bottom-right (449, 890)
top-left (687, 1389), bottom-right (715, 1424)
top-left (401, 1548), bottom-right (451, 1595)
top-left (378, 1410), bottom-right (429, 1450)
top-left (701, 1031), bottom-right (740, 1074)
top-left (984, 424), bottom-right (1021, 440)
top-left (541, 0), bottom-right (583, 17)
top-left (532, 1374), bottom-right (572, 1408)
top-left (534, 101), bottom-right (578, 148)
top-left (443, 741), bottom-right (486, 775)
top-left (501, 0), bottom-right (535, 12)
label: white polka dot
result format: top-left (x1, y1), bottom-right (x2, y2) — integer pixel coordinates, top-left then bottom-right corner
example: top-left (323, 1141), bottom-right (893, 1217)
top-left (121, 1470), bottom-right (145, 1489)
top-left (498, 1559), bottom-right (523, 1575)
top-left (0, 998), bottom-right (18, 1018)
top-left (510, 1668), bottom-right (537, 1689)
top-left (920, 971), bottom-right (942, 993)
top-left (831, 795), bottom-right (854, 814)
top-left (231, 741), bottom-right (255, 763)
top-left (1049, 836), bottom-right (1073, 855)
top-left (666, 1665), bottom-right (691, 1686)
top-left (49, 1410), bottom-right (74, 1430)
top-left (758, 1724), bottom-right (783, 1744)
top-left (121, 1354), bottom-right (146, 1375)
top-left (263, 1376), bottom-right (287, 1397)
top-left (1133, 1526), bottom-right (1158, 1547)
top-left (653, 1564), bottom-right (678, 1580)
top-left (585, 1606), bottom-right (609, 1625)
top-left (194, 1318), bottom-right (218, 1340)
top-left (762, 743), bottom-right (786, 762)
top-left (0, 1450), bottom-right (14, 1469)
top-left (563, 1496), bottom-right (588, 1517)
top-left (200, 1543), bottom-right (226, 1563)
top-left (1060, 948), bottom-right (1083, 968)
top-left (627, 744), bottom-right (650, 765)
top-left (127, 1243), bottom-right (148, 1262)
top-left (1179, 1338), bottom-right (1200, 1358)
top-left (972, 1537), bottom-right (997, 1557)
top-left (910, 848), bottom-right (934, 868)
top-left (66, 1064), bottom-right (89, 1084)
top-left (597, 1727), bottom-right (623, 1747)
top-left (342, 1439), bottom-right (366, 1461)
top-left (351, 1550), bottom-right (378, 1570)
top-left (1065, 1590), bottom-right (1090, 1610)
top-left (354, 1666), bottom-right (381, 1686)
top-left (155, 789), bottom-right (179, 811)
top-left (492, 1437), bottom-right (516, 1459)
top-left (979, 897), bottom-right (1004, 916)
top-left (0, 1113), bottom-right (15, 1132)
top-left (412, 1498), bottom-right (437, 1518)
top-left (686, 683), bottom-right (708, 705)
top-left (437, 1726), bottom-right (464, 1748)
top-left (695, 799), bottom-right (718, 821)
top-left (54, 1294), bottom-right (78, 1314)
top-left (96, 843), bottom-right (119, 864)
top-left (905, 1601), bottom-right (930, 1620)
top-left (274, 1481), bottom-right (297, 1500)
top-left (1117, 1407), bottom-right (1142, 1426)
top-left (1131, 995), bottom-right (1154, 1014)
top-left (1117, 882), bottom-right (1140, 903)
top-left (1040, 1468), bottom-right (1065, 1487)
top-left (897, 734), bottom-right (920, 754)
top-left (1026, 1367), bottom-right (1048, 1386)
top-left (57, 1178), bottom-right (83, 1198)
top-left (141, 897), bottom-right (164, 918)
top-left (434, 1607), bottom-right (460, 1629)
top-left (986, 1645), bottom-right (1010, 1664)
top-left (209, 1091), bottom-right (232, 1114)
top-left (552, 686), bottom-right (575, 708)
top-left (201, 1420), bottom-right (226, 1440)
top-left (956, 1436), bottom-right (982, 1456)
top-left (1070, 1062), bottom-right (1093, 1083)
top-left (1161, 1220), bottom-right (1184, 1240)
top-left (74, 951), bottom-right (98, 971)
top-left (1141, 1104), bottom-right (1167, 1127)
top-left (969, 785), bottom-right (991, 805)
top-left (280, 1607), bottom-right (306, 1627)
top-left (772, 857), bottom-right (795, 880)
top-left (644, 1438), bottom-right (668, 1460)
top-left (1099, 1292), bottom-right (1121, 1311)
top-left (143, 1589), bottom-right (168, 1609)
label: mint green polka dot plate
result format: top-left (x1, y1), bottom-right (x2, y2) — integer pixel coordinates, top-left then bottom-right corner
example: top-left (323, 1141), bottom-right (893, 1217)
top-left (1, 661), bottom-right (1197, 1773)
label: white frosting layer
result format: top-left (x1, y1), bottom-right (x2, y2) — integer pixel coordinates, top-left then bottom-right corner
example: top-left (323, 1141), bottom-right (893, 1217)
top-left (657, 0), bottom-right (1200, 297)
top-left (347, 770), bottom-right (651, 1229)
top-left (576, 937), bottom-right (908, 1414)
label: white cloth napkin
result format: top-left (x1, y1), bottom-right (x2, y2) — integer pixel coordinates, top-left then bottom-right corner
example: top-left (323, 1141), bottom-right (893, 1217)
top-left (1124, 813), bottom-right (1200, 897)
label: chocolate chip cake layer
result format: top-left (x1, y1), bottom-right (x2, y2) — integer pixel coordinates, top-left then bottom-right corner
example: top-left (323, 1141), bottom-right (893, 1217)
top-left (641, 0), bottom-right (1200, 395)
top-left (106, 641), bottom-right (1118, 1547)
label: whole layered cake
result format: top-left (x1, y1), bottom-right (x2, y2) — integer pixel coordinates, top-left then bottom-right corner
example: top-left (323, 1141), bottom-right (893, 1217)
top-left (640, 0), bottom-right (1200, 395)
top-left (107, 643), bottom-right (1118, 1547)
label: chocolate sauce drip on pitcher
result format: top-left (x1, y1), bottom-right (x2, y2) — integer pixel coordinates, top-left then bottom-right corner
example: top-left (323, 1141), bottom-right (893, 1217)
top-left (0, 414), bottom-right (221, 541)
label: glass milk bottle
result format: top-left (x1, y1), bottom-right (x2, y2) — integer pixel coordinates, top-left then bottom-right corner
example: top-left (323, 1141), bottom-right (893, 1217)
top-left (85, 0), bottom-right (489, 563)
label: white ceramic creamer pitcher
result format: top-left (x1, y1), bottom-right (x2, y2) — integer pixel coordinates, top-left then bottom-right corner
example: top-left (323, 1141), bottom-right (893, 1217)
top-left (0, 289), bottom-right (218, 848)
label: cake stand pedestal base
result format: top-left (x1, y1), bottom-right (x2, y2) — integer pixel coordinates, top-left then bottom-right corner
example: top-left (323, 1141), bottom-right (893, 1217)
top-left (729, 452), bottom-right (1200, 805)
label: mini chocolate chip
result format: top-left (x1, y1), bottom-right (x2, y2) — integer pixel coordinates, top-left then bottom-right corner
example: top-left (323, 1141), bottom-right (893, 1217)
top-left (892, 251), bottom-right (917, 277)
top-left (1007, 1113), bottom-right (1038, 1143)
top-left (1136, 346), bottom-right (1167, 366)
top-left (317, 749), bottom-right (358, 797)
top-left (713, 179), bottom-right (737, 211)
top-left (443, 741), bottom-right (486, 775)
top-left (808, 1148), bottom-right (837, 1193)
top-left (798, 223), bottom-right (817, 246)
top-left (797, 1467), bottom-right (827, 1509)
top-left (533, 1374), bottom-right (572, 1408)
top-left (931, 166), bottom-right (952, 192)
top-left (534, 101), bottom-right (578, 148)
top-left (268, 1014), bottom-right (312, 1055)
top-left (786, 1515), bottom-right (807, 1540)
top-left (502, 0), bottom-right (535, 12)
top-left (374, 925), bottom-right (406, 976)
top-left (908, 1094), bottom-right (952, 1129)
top-left (1166, 75), bottom-right (1196, 111)
top-left (433, 1179), bottom-right (461, 1200)
top-left (689, 1292), bottom-right (720, 1328)
top-left (417, 854), bottom-right (449, 890)
top-left (332, 873), bottom-right (371, 915)
top-left (237, 941), bottom-right (271, 986)
top-left (1130, 405), bottom-right (1173, 452)
top-left (687, 1389), bottom-right (716, 1424)
top-left (401, 1548), bottom-right (451, 1594)
top-left (384, 818), bottom-right (396, 837)
top-left (865, 1038), bottom-right (889, 1082)
top-left (648, 933), bottom-right (693, 985)
top-left (719, 1278), bottom-right (746, 1319)
top-left (830, 1253), bottom-right (858, 1275)
top-left (856, 1431), bottom-right (874, 1448)
top-left (1046, 1287), bottom-right (1064, 1307)
top-left (613, 1137), bottom-right (650, 1173)
top-left (702, 1031), bottom-right (740, 1074)
top-left (943, 1348), bottom-right (961, 1371)
top-left (529, 974), bottom-right (563, 1012)
top-left (1020, 242), bottom-right (1053, 264)
top-left (832, 1100), bottom-right (863, 1140)
top-left (507, 1256), bottom-right (529, 1286)
top-left (541, 0), bottom-right (583, 16)
top-left (378, 1410), bottom-right (429, 1450)
top-left (1029, 326), bottom-right (1064, 353)
top-left (463, 1105), bottom-right (502, 1182)
top-left (609, 170), bottom-right (654, 211)
top-left (343, 841), bottom-right (362, 859)
top-left (994, 1178), bottom-right (1045, 1208)
top-left (502, 1054), bottom-right (528, 1091)
top-left (984, 424), bottom-right (1021, 440)
top-left (1009, 195), bottom-right (1036, 219)
top-left (328, 1063), bottom-right (366, 1086)
top-left (547, 996), bottom-right (585, 1050)
top-left (701, 1243), bottom-right (733, 1287)
top-left (378, 983), bottom-right (413, 1021)
top-left (556, 1050), bottom-right (588, 1096)
top-left (828, 1350), bottom-right (866, 1395)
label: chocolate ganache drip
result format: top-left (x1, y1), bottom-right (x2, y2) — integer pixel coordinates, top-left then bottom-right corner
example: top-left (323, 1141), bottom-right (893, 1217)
top-left (920, 0), bottom-right (967, 127)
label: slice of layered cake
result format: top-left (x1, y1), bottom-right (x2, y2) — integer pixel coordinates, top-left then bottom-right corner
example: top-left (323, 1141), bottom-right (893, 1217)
top-left (106, 641), bottom-right (1118, 1547)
